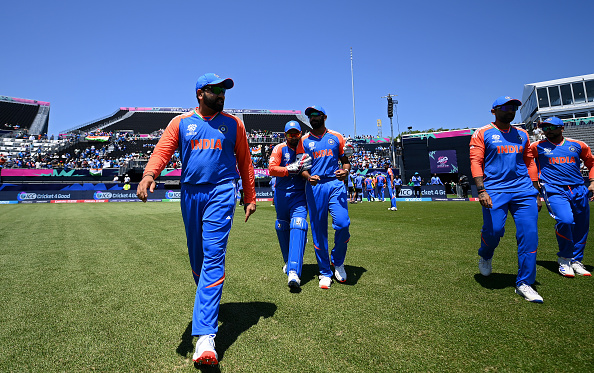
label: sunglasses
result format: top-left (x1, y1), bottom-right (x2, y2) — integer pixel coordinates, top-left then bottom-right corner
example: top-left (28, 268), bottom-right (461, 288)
top-left (203, 86), bottom-right (226, 95)
top-left (495, 104), bottom-right (518, 112)
top-left (285, 132), bottom-right (302, 139)
top-left (308, 112), bottom-right (324, 117)
top-left (541, 124), bottom-right (562, 131)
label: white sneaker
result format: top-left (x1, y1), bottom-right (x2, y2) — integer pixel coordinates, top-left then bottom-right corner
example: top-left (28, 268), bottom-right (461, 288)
top-left (319, 275), bottom-right (332, 289)
top-left (391, 207), bottom-right (398, 211)
top-left (193, 334), bottom-right (218, 365)
top-left (287, 271), bottom-right (301, 288)
top-left (334, 264), bottom-right (347, 283)
top-left (478, 256), bottom-right (492, 276)
top-left (515, 283), bottom-right (544, 303)
top-left (571, 260), bottom-right (592, 276)
top-left (282, 263), bottom-right (287, 274)
top-left (558, 257), bottom-right (575, 277)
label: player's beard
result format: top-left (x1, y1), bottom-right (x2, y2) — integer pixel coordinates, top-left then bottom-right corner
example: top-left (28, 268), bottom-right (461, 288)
top-left (203, 94), bottom-right (224, 112)
top-left (309, 117), bottom-right (324, 129)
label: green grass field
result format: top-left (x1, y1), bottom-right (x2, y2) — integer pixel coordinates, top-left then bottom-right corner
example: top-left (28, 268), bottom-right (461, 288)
top-left (1, 201), bottom-right (593, 372)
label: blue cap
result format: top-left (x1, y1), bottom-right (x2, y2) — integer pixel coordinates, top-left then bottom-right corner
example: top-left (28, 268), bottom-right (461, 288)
top-left (284, 121), bottom-right (301, 132)
top-left (196, 73), bottom-right (234, 91)
top-left (415, 172), bottom-right (419, 175)
top-left (305, 106), bottom-right (326, 116)
top-left (540, 116), bottom-right (564, 128)
top-left (492, 96), bottom-right (521, 109)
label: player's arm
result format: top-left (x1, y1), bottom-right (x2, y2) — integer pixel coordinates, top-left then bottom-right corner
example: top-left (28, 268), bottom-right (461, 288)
top-left (523, 137), bottom-right (542, 210)
top-left (578, 141), bottom-right (594, 200)
top-left (234, 118), bottom-right (257, 221)
top-left (268, 145), bottom-right (288, 177)
top-left (137, 117), bottom-right (180, 202)
top-left (469, 129), bottom-right (491, 208)
top-left (335, 134), bottom-right (350, 181)
top-left (296, 139), bottom-right (318, 185)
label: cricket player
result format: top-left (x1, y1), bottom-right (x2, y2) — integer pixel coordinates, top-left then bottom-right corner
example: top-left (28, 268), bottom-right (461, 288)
top-left (376, 172), bottom-right (387, 202)
top-left (268, 121), bottom-right (312, 288)
top-left (355, 172), bottom-right (364, 203)
top-left (386, 166), bottom-right (398, 211)
top-left (297, 106), bottom-right (352, 289)
top-left (137, 73), bottom-right (256, 365)
top-left (529, 116), bottom-right (594, 277)
top-left (364, 175), bottom-right (375, 202)
top-left (348, 170), bottom-right (355, 203)
top-left (470, 96), bottom-right (542, 303)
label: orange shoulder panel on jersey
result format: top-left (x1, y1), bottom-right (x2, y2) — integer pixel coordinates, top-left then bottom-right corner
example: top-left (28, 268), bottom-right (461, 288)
top-left (469, 125), bottom-right (488, 178)
top-left (328, 129), bottom-right (345, 156)
top-left (269, 143), bottom-right (289, 177)
top-left (226, 112), bottom-right (256, 204)
top-left (519, 129), bottom-right (537, 181)
top-left (144, 112), bottom-right (191, 177)
top-left (529, 139), bottom-right (546, 175)
top-left (572, 138), bottom-right (594, 179)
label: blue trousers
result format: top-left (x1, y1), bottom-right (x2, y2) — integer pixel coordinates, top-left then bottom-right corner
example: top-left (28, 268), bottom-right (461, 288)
top-left (376, 185), bottom-right (385, 201)
top-left (306, 178), bottom-right (351, 277)
top-left (387, 183), bottom-right (398, 209)
top-left (180, 182), bottom-right (236, 336)
top-left (366, 188), bottom-right (374, 201)
top-left (274, 189), bottom-right (308, 277)
top-left (542, 184), bottom-right (590, 261)
top-left (478, 189), bottom-right (539, 286)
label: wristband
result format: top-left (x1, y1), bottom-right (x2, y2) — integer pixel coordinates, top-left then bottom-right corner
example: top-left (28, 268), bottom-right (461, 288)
top-left (142, 173), bottom-right (155, 180)
top-left (477, 189), bottom-right (486, 194)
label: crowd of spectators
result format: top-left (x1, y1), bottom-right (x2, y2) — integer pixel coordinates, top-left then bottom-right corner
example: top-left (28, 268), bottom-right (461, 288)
top-left (1, 127), bottom-right (395, 173)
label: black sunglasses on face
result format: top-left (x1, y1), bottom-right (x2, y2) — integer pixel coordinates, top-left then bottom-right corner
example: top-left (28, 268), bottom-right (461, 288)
top-left (495, 104), bottom-right (518, 112)
top-left (203, 86), bottom-right (226, 95)
top-left (308, 112), bottom-right (323, 117)
top-left (541, 124), bottom-right (561, 131)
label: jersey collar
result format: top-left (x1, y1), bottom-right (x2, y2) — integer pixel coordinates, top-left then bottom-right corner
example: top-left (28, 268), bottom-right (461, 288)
top-left (308, 129), bottom-right (328, 140)
top-left (546, 137), bottom-right (565, 147)
top-left (194, 108), bottom-right (219, 122)
top-left (490, 122), bottom-right (511, 133)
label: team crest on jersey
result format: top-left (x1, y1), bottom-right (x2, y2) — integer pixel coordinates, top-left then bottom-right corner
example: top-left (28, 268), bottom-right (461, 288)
top-left (328, 139), bottom-right (335, 145)
top-left (491, 134), bottom-right (501, 143)
top-left (218, 125), bottom-right (228, 134)
top-left (568, 146), bottom-right (577, 153)
top-left (187, 124), bottom-right (198, 136)
top-left (517, 135), bottom-right (523, 141)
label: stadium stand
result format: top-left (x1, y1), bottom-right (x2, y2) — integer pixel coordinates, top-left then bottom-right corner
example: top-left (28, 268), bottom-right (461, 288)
top-left (64, 109), bottom-right (129, 134)
top-left (0, 96), bottom-right (50, 135)
top-left (243, 113), bottom-right (308, 133)
top-left (562, 117), bottom-right (594, 147)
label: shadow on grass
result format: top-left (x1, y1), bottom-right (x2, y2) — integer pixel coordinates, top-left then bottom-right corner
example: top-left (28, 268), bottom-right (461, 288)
top-left (473, 273), bottom-right (517, 289)
top-left (299, 263), bottom-right (367, 287)
top-left (177, 301), bottom-right (277, 369)
top-left (536, 260), bottom-right (560, 275)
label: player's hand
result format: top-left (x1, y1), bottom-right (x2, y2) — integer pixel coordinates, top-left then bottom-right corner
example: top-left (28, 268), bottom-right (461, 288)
top-left (286, 154), bottom-right (312, 175)
top-left (335, 169), bottom-right (348, 181)
top-left (244, 203), bottom-right (256, 222)
top-left (308, 175), bottom-right (320, 186)
top-left (478, 191), bottom-right (492, 208)
top-left (536, 196), bottom-right (542, 212)
top-left (136, 176), bottom-right (156, 203)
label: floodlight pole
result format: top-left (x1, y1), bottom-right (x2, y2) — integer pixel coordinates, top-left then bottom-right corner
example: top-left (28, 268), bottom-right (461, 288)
top-left (381, 94), bottom-right (398, 167)
top-left (350, 47), bottom-right (357, 137)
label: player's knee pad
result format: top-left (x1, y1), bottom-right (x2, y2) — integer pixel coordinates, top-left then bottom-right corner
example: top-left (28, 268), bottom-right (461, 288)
top-left (290, 217), bottom-right (308, 231)
top-left (275, 219), bottom-right (289, 232)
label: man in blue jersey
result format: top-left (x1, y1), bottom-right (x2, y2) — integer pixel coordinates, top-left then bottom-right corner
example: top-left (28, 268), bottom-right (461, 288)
top-left (348, 170), bottom-right (355, 203)
top-left (375, 172), bottom-right (387, 202)
top-left (410, 172), bottom-right (423, 198)
top-left (430, 174), bottom-right (443, 185)
top-left (530, 117), bottom-right (594, 277)
top-left (364, 174), bottom-right (375, 202)
top-left (297, 106), bottom-right (352, 289)
top-left (393, 175), bottom-right (403, 197)
top-left (269, 121), bottom-right (312, 288)
top-left (470, 96), bottom-right (542, 303)
top-left (355, 172), bottom-right (364, 203)
top-left (137, 73), bottom-right (256, 365)
top-left (386, 165), bottom-right (398, 211)
top-left (269, 176), bottom-right (276, 206)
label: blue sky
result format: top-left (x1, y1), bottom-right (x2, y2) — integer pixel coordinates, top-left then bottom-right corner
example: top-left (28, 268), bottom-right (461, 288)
top-left (2, 0), bottom-right (592, 137)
